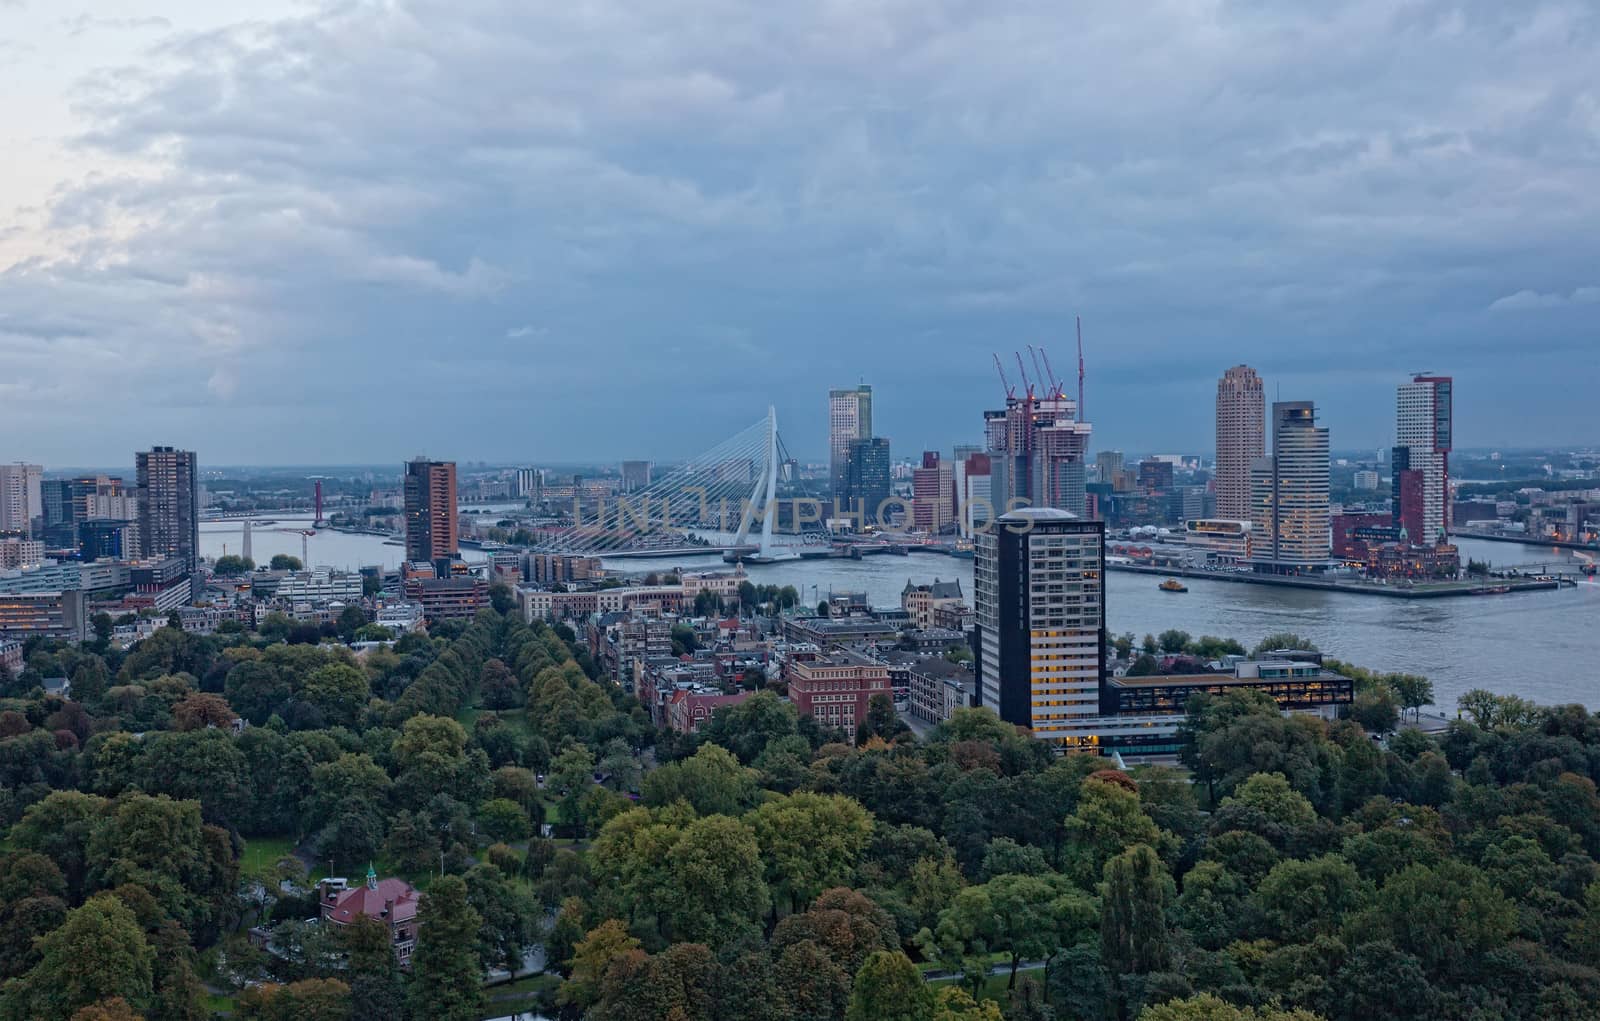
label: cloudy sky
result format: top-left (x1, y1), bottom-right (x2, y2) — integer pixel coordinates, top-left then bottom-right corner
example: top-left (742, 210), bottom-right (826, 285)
top-left (1, 0), bottom-right (1596, 467)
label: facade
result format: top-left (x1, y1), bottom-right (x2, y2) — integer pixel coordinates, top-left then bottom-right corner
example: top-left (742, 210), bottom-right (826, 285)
top-left (0, 638), bottom-right (21, 676)
top-left (974, 508), bottom-right (1106, 744)
top-left (1353, 470), bottom-right (1382, 491)
top-left (1215, 365), bottom-right (1266, 522)
top-left (829, 385), bottom-right (873, 498)
top-left (666, 688), bottom-right (753, 734)
top-left (1137, 459), bottom-right (1174, 493)
top-left (786, 648), bottom-right (893, 733)
top-left (959, 452), bottom-right (993, 538)
top-left (78, 519), bottom-right (137, 561)
top-left (620, 460), bottom-right (652, 492)
top-left (527, 553), bottom-right (601, 585)
top-left (911, 452), bottom-right (954, 533)
top-left (515, 467), bottom-right (544, 499)
top-left (375, 601), bottom-right (425, 633)
top-left (1394, 375), bottom-right (1453, 544)
top-left (0, 590), bottom-right (88, 641)
top-left (403, 575), bottom-right (487, 621)
top-left (843, 437), bottom-right (892, 524)
top-left (271, 569), bottom-right (364, 603)
top-left (403, 458), bottom-right (459, 562)
top-left (1251, 402), bottom-right (1331, 571)
top-left (319, 869), bottom-right (420, 967)
top-left (0, 538), bottom-right (45, 570)
top-left (901, 577), bottom-right (965, 630)
top-left (0, 463), bottom-right (43, 536)
top-left (1108, 660), bottom-right (1353, 719)
top-left (136, 447), bottom-right (199, 574)
top-left (1183, 519), bottom-right (1253, 563)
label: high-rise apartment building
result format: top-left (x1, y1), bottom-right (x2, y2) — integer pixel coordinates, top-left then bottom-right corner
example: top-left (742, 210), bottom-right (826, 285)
top-left (136, 447), bottom-right (199, 574)
top-left (404, 459), bottom-right (459, 563)
top-left (1393, 375), bottom-right (1453, 544)
top-left (1215, 365), bottom-right (1265, 522)
top-left (828, 385), bottom-right (873, 497)
top-left (0, 464), bottom-right (43, 536)
top-left (975, 508), bottom-right (1106, 744)
top-left (843, 438), bottom-right (891, 524)
top-left (620, 461), bottom-right (652, 493)
top-left (1250, 403), bottom-right (1330, 570)
top-left (1094, 450), bottom-right (1124, 486)
top-left (911, 452), bottom-right (954, 533)
top-left (959, 452), bottom-right (993, 538)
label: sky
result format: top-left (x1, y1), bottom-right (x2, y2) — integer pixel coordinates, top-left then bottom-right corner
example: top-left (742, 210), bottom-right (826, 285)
top-left (1, 0), bottom-right (1596, 467)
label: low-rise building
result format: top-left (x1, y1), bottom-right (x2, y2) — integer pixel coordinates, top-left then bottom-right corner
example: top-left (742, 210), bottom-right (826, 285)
top-left (901, 577), bottom-right (965, 629)
top-left (786, 648), bottom-right (893, 733)
top-left (271, 569), bottom-right (364, 604)
top-left (0, 638), bottom-right (22, 675)
top-left (375, 601), bottom-right (425, 633)
top-left (666, 686), bottom-right (752, 734)
top-left (1183, 519), bottom-right (1253, 564)
top-left (318, 868), bottom-right (420, 968)
top-left (0, 590), bottom-right (88, 641)
top-left (0, 537), bottom-right (45, 570)
top-left (404, 575), bottom-right (489, 621)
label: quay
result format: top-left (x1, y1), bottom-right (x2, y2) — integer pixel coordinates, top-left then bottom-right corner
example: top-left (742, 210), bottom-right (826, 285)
top-left (1106, 561), bottom-right (1566, 598)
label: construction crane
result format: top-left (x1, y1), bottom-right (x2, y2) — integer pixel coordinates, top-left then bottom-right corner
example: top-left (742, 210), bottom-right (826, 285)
top-left (993, 353), bottom-right (1015, 399)
top-left (1027, 345), bottom-right (1049, 396)
top-left (1039, 347), bottom-right (1062, 400)
top-left (1015, 351), bottom-right (1035, 400)
top-left (1077, 316), bottom-right (1086, 420)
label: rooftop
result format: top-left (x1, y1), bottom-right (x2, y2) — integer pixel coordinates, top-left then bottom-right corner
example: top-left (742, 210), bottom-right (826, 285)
top-left (997, 507), bottom-right (1078, 521)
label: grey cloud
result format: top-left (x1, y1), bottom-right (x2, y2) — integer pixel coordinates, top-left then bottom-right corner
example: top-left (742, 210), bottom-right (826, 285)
top-left (3, 0), bottom-right (1599, 462)
top-left (1489, 286), bottom-right (1600, 311)
top-left (62, 14), bottom-right (172, 36)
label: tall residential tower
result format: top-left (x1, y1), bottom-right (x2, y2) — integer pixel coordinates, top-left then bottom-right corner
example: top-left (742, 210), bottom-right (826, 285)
top-left (136, 447), bottom-right (199, 573)
top-left (1215, 366), bottom-right (1265, 522)
top-left (1393, 375), bottom-right (1453, 544)
top-left (975, 508), bottom-right (1107, 745)
top-left (403, 458), bottom-right (459, 563)
top-left (0, 464), bottom-right (43, 537)
top-left (828, 385), bottom-right (873, 498)
top-left (1250, 402), bottom-right (1330, 571)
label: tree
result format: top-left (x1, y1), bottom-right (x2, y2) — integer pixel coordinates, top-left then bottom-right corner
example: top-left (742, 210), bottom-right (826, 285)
top-left (1101, 844), bottom-right (1173, 977)
top-left (488, 583), bottom-right (515, 615)
top-left (214, 554), bottom-right (254, 576)
top-left (339, 917), bottom-right (406, 1021)
top-left (641, 743), bottom-right (759, 817)
top-left (1390, 674), bottom-right (1434, 723)
top-left (0, 894), bottom-right (154, 1021)
top-left (1157, 630), bottom-right (1191, 654)
top-left (1250, 854), bottom-right (1372, 943)
top-left (1362, 860), bottom-right (1515, 978)
top-left (477, 798), bottom-right (532, 843)
top-left (932, 873), bottom-right (1095, 992)
top-left (68, 999), bottom-right (143, 1021)
top-left (301, 663), bottom-right (370, 728)
top-left (270, 554), bottom-right (303, 571)
top-left (548, 743), bottom-right (598, 836)
top-left (1135, 995), bottom-right (1325, 1020)
top-left (1251, 633), bottom-right (1318, 656)
top-left (171, 691), bottom-right (236, 731)
top-left (848, 951), bottom-right (934, 1021)
top-left (561, 920), bottom-right (641, 1011)
top-left (406, 875), bottom-right (484, 1021)
top-left (749, 792), bottom-right (874, 914)
top-left (1064, 774), bottom-right (1170, 885)
top-left (464, 863), bottom-right (539, 973)
top-left (237, 979), bottom-right (351, 1020)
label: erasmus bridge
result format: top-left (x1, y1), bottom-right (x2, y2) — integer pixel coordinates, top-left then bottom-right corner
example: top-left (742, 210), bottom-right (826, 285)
top-left (531, 407), bottom-right (828, 563)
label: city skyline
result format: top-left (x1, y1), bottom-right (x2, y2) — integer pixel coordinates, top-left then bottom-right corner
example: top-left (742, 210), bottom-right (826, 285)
top-left (2, 3), bottom-right (1597, 464)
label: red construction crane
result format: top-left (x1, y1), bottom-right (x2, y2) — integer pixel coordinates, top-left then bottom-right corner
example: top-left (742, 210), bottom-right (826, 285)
top-left (1014, 351), bottom-right (1035, 399)
top-left (993, 353), bottom-right (1015, 399)
top-left (1039, 346), bottom-right (1062, 399)
top-left (1076, 316), bottom-right (1086, 419)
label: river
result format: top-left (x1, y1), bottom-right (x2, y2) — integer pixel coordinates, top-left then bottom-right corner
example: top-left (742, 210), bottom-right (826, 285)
top-left (201, 520), bottom-right (1598, 711)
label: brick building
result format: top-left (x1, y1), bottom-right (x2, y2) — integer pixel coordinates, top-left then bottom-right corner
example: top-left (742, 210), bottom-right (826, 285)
top-left (786, 649), bottom-right (892, 733)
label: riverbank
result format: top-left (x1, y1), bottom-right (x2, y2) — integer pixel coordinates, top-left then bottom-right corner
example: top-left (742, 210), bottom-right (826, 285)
top-left (1450, 530), bottom-right (1598, 553)
top-left (1107, 561), bottom-right (1564, 599)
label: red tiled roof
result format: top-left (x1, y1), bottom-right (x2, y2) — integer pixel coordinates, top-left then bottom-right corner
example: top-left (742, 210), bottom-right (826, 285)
top-left (327, 878), bottom-right (419, 925)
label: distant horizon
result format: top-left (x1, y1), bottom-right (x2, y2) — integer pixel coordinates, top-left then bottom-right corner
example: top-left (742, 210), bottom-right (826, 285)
top-left (25, 443), bottom-right (1598, 479)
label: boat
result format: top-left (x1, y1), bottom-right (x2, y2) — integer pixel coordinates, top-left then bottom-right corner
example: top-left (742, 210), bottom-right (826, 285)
top-left (1159, 578), bottom-right (1188, 593)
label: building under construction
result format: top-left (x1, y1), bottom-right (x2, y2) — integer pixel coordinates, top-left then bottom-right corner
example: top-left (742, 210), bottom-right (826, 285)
top-left (985, 328), bottom-right (1094, 517)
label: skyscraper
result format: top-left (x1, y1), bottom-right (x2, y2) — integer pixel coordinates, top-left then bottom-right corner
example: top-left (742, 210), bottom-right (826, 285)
top-left (404, 459), bottom-right (458, 563)
top-left (1250, 402), bottom-right (1330, 571)
top-left (0, 464), bottom-right (43, 536)
top-left (1394, 375), bottom-right (1453, 544)
top-left (975, 508), bottom-right (1106, 745)
top-left (1215, 365), bottom-right (1265, 522)
top-left (983, 392), bottom-right (1092, 516)
top-left (828, 385), bottom-right (873, 497)
top-left (911, 452), bottom-right (955, 533)
top-left (136, 447), bottom-right (199, 573)
top-left (843, 437), bottom-right (891, 524)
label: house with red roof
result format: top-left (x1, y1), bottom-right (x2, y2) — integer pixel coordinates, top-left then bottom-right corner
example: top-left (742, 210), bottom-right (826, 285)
top-left (319, 865), bottom-right (421, 967)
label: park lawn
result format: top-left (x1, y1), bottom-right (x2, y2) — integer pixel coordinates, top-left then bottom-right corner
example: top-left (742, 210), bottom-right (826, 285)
top-left (239, 834), bottom-right (298, 881)
top-left (205, 992), bottom-right (236, 1014)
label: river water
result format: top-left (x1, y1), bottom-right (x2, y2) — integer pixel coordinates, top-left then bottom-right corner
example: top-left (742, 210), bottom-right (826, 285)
top-left (200, 519), bottom-right (1599, 711)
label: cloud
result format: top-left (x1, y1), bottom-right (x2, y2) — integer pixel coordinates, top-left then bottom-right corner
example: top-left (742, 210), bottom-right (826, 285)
top-left (1489, 286), bottom-right (1600, 311)
top-left (61, 14), bottom-right (172, 36)
top-left (2, 0), bottom-right (1599, 460)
